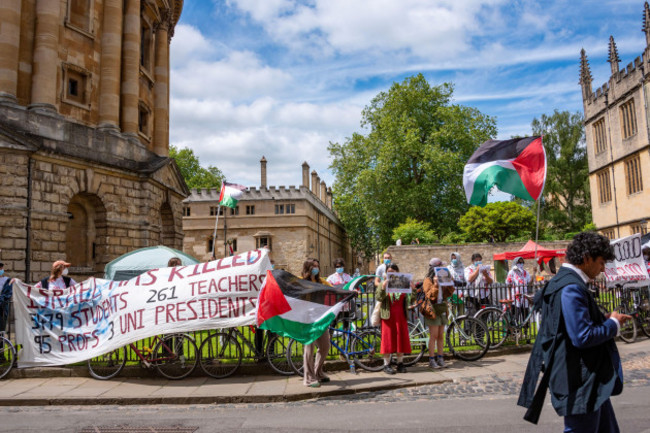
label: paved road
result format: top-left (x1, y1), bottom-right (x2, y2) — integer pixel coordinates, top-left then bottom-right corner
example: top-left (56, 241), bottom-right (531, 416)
top-left (1, 350), bottom-right (649, 433)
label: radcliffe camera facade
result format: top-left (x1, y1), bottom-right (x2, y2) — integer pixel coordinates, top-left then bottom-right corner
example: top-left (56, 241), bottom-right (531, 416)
top-left (0, 1), bottom-right (187, 283)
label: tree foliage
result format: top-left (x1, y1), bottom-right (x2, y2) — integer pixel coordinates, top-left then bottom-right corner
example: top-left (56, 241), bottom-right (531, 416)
top-left (530, 110), bottom-right (591, 233)
top-left (391, 218), bottom-right (437, 245)
top-left (169, 145), bottom-right (224, 189)
top-left (459, 202), bottom-right (536, 242)
top-left (329, 74), bottom-right (497, 255)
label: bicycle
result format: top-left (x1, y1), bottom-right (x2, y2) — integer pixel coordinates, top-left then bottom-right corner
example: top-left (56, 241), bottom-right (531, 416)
top-left (198, 327), bottom-right (291, 379)
top-left (474, 294), bottom-right (537, 349)
top-left (87, 333), bottom-right (198, 380)
top-left (615, 285), bottom-right (650, 343)
top-left (0, 331), bottom-right (16, 379)
top-left (443, 302), bottom-right (490, 361)
top-left (286, 325), bottom-right (383, 375)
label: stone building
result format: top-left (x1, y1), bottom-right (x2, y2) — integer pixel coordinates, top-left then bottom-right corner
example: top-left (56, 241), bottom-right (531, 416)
top-left (580, 2), bottom-right (650, 239)
top-left (0, 1), bottom-right (187, 283)
top-left (182, 158), bottom-right (356, 277)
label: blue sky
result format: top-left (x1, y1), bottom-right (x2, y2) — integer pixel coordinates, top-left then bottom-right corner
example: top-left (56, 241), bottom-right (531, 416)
top-left (170, 0), bottom-right (649, 191)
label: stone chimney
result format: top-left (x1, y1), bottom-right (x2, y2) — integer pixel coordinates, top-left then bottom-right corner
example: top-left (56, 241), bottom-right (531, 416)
top-left (311, 170), bottom-right (318, 195)
top-left (260, 156), bottom-right (267, 188)
top-left (326, 187), bottom-right (332, 209)
top-left (302, 161), bottom-right (310, 189)
top-left (320, 180), bottom-right (327, 203)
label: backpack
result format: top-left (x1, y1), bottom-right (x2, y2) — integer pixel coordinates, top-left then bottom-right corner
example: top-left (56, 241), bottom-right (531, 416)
top-left (413, 281), bottom-right (437, 320)
top-left (40, 276), bottom-right (71, 289)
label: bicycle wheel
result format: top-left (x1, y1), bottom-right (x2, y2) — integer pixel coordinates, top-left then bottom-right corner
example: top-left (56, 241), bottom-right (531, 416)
top-left (446, 316), bottom-right (490, 361)
top-left (0, 337), bottom-right (16, 380)
top-left (153, 334), bottom-right (198, 379)
top-left (618, 316), bottom-right (637, 344)
top-left (286, 338), bottom-right (304, 376)
top-left (198, 332), bottom-right (242, 379)
top-left (638, 308), bottom-right (650, 338)
top-left (87, 346), bottom-right (126, 380)
top-left (265, 335), bottom-right (294, 376)
top-left (401, 321), bottom-right (426, 366)
top-left (474, 307), bottom-right (508, 349)
top-left (353, 329), bottom-right (384, 372)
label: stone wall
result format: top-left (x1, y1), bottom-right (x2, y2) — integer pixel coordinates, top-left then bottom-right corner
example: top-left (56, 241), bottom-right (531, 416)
top-left (385, 240), bottom-right (570, 281)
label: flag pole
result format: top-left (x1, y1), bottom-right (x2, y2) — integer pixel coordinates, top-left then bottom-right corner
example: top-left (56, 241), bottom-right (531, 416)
top-left (211, 204), bottom-right (220, 258)
top-left (534, 198), bottom-right (541, 262)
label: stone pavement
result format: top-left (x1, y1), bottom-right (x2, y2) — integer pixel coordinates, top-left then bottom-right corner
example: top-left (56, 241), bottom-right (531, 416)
top-left (0, 339), bottom-right (648, 407)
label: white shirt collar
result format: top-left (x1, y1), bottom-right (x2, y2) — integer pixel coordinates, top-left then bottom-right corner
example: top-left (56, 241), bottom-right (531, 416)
top-left (561, 263), bottom-right (590, 284)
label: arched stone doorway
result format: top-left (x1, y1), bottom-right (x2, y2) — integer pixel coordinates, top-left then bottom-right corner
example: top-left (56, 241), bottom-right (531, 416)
top-left (65, 193), bottom-right (107, 274)
top-left (160, 202), bottom-right (175, 247)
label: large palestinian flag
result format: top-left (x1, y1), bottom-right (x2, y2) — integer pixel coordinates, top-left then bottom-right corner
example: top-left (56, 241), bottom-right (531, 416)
top-left (256, 270), bottom-right (355, 344)
top-left (219, 182), bottom-right (247, 209)
top-left (463, 136), bottom-right (546, 206)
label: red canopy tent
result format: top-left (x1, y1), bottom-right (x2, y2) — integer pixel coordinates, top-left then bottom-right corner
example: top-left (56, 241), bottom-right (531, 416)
top-left (493, 240), bottom-right (565, 282)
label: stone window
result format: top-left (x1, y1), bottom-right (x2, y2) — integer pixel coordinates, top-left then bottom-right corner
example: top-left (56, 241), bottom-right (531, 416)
top-left (209, 206), bottom-right (218, 216)
top-left (624, 153), bottom-right (643, 195)
top-left (140, 20), bottom-right (153, 71)
top-left (207, 238), bottom-right (214, 255)
top-left (138, 102), bottom-right (151, 137)
top-left (620, 99), bottom-right (637, 139)
top-left (66, 0), bottom-right (93, 35)
top-left (596, 169), bottom-right (612, 204)
top-left (275, 204), bottom-right (284, 214)
top-left (182, 206), bottom-right (191, 217)
top-left (601, 228), bottom-right (616, 240)
top-left (275, 203), bottom-right (295, 214)
top-left (630, 222), bottom-right (648, 235)
top-left (62, 64), bottom-right (91, 109)
top-left (246, 205), bottom-right (255, 215)
top-left (593, 118), bottom-right (606, 155)
top-left (219, 207), bottom-right (224, 216)
top-left (256, 236), bottom-right (270, 249)
top-left (230, 206), bottom-right (239, 216)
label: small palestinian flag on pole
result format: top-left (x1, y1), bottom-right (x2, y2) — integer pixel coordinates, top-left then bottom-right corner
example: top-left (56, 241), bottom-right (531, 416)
top-left (463, 136), bottom-right (546, 207)
top-left (219, 182), bottom-right (247, 209)
top-left (256, 270), bottom-right (355, 344)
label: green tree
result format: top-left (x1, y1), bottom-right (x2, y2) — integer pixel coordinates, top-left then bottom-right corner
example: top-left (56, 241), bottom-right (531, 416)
top-left (391, 218), bottom-right (437, 245)
top-left (169, 145), bottom-right (224, 189)
top-left (531, 110), bottom-right (591, 233)
top-left (459, 202), bottom-right (536, 242)
top-left (329, 74), bottom-right (496, 253)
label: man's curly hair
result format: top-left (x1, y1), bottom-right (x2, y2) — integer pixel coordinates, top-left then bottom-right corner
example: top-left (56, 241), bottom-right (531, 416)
top-left (565, 231), bottom-right (615, 265)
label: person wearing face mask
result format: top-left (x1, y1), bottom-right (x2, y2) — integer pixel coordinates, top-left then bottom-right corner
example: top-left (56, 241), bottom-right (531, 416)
top-left (464, 253), bottom-right (493, 317)
top-left (375, 252), bottom-right (392, 288)
top-left (0, 263), bottom-right (12, 334)
top-left (300, 258), bottom-right (332, 387)
top-left (448, 252), bottom-right (466, 285)
top-left (506, 256), bottom-right (532, 339)
top-left (35, 260), bottom-right (76, 290)
top-left (327, 258), bottom-right (352, 286)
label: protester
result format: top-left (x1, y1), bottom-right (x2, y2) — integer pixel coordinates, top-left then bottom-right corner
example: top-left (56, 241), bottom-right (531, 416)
top-left (422, 258), bottom-right (454, 369)
top-left (448, 252), bottom-right (466, 285)
top-left (301, 258), bottom-right (331, 387)
top-left (326, 258), bottom-right (352, 286)
top-left (518, 231), bottom-right (631, 431)
top-left (506, 256), bottom-right (532, 339)
top-left (375, 263), bottom-right (411, 374)
top-left (0, 263), bottom-right (12, 333)
top-left (464, 253), bottom-right (493, 316)
top-left (167, 257), bottom-right (182, 267)
top-left (374, 252), bottom-right (392, 288)
top-left (35, 260), bottom-right (76, 289)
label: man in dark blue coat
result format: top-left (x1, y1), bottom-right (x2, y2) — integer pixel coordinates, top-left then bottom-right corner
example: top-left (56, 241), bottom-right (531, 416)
top-left (518, 232), bottom-right (631, 432)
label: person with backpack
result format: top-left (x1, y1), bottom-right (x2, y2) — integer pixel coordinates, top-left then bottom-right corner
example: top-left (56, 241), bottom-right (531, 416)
top-left (35, 260), bottom-right (76, 289)
top-left (421, 258), bottom-right (455, 369)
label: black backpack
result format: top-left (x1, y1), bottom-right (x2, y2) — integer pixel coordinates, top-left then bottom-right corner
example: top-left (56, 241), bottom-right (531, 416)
top-left (40, 276), bottom-right (71, 289)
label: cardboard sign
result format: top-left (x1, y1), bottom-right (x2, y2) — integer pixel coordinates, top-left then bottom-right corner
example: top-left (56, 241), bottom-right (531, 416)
top-left (385, 272), bottom-right (413, 294)
top-left (604, 234), bottom-right (649, 288)
top-left (434, 267), bottom-right (454, 287)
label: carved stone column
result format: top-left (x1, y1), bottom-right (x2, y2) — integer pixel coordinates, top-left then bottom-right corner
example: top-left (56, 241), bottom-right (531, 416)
top-left (153, 15), bottom-right (170, 155)
top-left (30, 0), bottom-right (61, 112)
top-left (0, 0), bottom-right (21, 103)
top-left (120, 0), bottom-right (141, 137)
top-left (98, 0), bottom-right (124, 131)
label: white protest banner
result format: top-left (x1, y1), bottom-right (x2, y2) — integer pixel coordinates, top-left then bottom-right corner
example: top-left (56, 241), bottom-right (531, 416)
top-left (386, 273), bottom-right (413, 294)
top-left (604, 234), bottom-right (649, 288)
top-left (14, 249), bottom-right (271, 368)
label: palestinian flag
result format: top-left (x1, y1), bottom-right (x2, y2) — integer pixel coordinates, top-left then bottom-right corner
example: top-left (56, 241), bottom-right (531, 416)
top-left (219, 182), bottom-right (247, 208)
top-left (463, 136), bottom-right (546, 207)
top-left (256, 270), bottom-right (355, 344)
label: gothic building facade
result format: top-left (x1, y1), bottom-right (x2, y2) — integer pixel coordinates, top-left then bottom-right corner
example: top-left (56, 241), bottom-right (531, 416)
top-left (580, 2), bottom-right (650, 239)
top-left (0, 0), bottom-right (187, 282)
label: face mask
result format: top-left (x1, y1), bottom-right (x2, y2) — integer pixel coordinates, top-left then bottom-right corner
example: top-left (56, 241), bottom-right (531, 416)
top-left (451, 259), bottom-right (458, 266)
top-left (384, 259), bottom-right (391, 265)
top-left (474, 261), bottom-right (482, 266)
top-left (336, 267), bottom-right (344, 274)
top-left (0, 270), bottom-right (4, 277)
top-left (311, 268), bottom-right (319, 276)
top-left (516, 263), bottom-right (524, 270)
top-left (62, 268), bottom-right (69, 276)
top-left (271, 265), bottom-right (275, 270)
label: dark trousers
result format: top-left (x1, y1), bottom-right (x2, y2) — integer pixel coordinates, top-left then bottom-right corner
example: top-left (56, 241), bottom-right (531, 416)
top-left (564, 399), bottom-right (619, 433)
